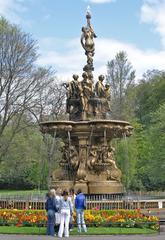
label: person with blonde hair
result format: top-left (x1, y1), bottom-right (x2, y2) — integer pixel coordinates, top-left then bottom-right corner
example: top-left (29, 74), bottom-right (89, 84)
top-left (45, 189), bottom-right (57, 236)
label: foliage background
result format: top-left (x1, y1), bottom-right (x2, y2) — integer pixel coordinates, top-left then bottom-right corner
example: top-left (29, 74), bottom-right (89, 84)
top-left (0, 18), bottom-right (165, 191)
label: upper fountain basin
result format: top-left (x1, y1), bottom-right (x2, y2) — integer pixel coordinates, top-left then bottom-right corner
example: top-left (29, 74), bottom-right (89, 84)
top-left (40, 119), bottom-right (133, 139)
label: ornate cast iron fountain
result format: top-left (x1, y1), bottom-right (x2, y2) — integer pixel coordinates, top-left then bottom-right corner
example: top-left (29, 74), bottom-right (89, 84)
top-left (40, 8), bottom-right (133, 194)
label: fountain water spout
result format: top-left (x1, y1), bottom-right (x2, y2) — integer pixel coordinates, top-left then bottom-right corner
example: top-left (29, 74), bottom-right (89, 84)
top-left (104, 127), bottom-right (107, 146)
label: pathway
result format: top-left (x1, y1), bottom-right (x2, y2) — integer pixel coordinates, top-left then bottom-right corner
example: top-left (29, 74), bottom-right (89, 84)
top-left (0, 234), bottom-right (164, 240)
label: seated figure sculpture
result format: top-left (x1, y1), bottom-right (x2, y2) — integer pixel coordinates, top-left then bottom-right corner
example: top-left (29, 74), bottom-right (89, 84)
top-left (95, 75), bottom-right (106, 98)
top-left (104, 84), bottom-right (111, 111)
top-left (64, 74), bottom-right (83, 115)
top-left (94, 75), bottom-right (111, 114)
top-left (69, 74), bottom-right (80, 99)
top-left (63, 72), bottom-right (111, 120)
top-left (81, 72), bottom-right (93, 111)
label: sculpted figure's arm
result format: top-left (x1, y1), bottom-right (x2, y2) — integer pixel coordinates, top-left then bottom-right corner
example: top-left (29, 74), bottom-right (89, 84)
top-left (89, 25), bottom-right (97, 38)
top-left (81, 28), bottom-right (86, 50)
top-left (62, 82), bottom-right (71, 98)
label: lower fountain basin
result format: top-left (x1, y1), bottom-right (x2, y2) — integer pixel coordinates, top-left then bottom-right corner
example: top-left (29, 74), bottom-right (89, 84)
top-left (40, 119), bottom-right (133, 194)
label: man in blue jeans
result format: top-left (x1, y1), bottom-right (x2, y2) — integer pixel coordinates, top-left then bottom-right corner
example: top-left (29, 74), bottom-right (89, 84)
top-left (75, 189), bottom-right (87, 233)
top-left (45, 189), bottom-right (57, 236)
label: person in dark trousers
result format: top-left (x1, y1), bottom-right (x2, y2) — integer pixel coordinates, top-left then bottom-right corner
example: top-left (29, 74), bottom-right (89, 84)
top-left (54, 187), bottom-right (62, 234)
top-left (45, 189), bottom-right (57, 236)
top-left (75, 189), bottom-right (87, 233)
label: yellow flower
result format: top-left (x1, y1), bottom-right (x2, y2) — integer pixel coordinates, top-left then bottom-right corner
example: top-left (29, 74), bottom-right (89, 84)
top-left (118, 219), bottom-right (125, 223)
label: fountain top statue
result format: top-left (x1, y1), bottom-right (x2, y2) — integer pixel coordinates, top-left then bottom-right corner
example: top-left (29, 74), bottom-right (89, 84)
top-left (81, 6), bottom-right (97, 74)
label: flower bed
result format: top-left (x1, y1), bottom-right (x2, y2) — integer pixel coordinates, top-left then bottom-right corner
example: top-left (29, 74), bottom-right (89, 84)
top-left (0, 209), bottom-right (47, 227)
top-left (84, 209), bottom-right (159, 230)
top-left (0, 209), bottom-right (159, 230)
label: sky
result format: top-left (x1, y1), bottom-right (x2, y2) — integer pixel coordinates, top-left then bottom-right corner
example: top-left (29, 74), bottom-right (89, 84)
top-left (1, 0), bottom-right (165, 81)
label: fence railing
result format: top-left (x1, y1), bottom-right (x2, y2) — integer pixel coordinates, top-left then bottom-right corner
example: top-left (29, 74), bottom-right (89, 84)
top-left (0, 194), bottom-right (165, 210)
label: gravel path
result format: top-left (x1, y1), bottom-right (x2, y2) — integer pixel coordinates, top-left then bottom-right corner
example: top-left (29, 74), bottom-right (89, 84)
top-left (0, 234), bottom-right (164, 240)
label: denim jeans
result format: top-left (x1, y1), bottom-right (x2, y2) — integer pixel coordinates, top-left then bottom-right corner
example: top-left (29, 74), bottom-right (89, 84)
top-left (76, 209), bottom-right (87, 233)
top-left (47, 209), bottom-right (55, 236)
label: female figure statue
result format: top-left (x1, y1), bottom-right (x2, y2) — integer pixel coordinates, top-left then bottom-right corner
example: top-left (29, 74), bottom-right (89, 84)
top-left (81, 26), bottom-right (97, 56)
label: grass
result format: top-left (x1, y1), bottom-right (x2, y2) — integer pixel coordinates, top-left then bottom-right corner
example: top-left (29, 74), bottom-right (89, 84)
top-left (0, 190), bottom-right (46, 197)
top-left (0, 226), bottom-right (157, 235)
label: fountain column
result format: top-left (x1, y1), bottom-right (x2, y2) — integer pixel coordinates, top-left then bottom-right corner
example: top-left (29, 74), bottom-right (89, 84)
top-left (74, 136), bottom-right (88, 193)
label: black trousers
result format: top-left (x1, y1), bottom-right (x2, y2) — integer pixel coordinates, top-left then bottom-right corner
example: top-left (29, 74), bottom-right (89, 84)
top-left (54, 224), bottom-right (60, 233)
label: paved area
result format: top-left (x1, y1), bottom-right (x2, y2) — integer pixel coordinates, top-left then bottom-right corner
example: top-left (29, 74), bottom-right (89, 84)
top-left (0, 234), bottom-right (164, 240)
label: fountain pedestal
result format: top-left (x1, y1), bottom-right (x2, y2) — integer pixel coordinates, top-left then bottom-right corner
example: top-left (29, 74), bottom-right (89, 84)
top-left (74, 182), bottom-right (88, 194)
top-left (51, 180), bottom-right (74, 191)
top-left (88, 181), bottom-right (124, 194)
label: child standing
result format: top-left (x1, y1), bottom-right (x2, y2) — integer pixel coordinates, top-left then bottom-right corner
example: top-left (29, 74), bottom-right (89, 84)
top-left (58, 190), bottom-right (73, 238)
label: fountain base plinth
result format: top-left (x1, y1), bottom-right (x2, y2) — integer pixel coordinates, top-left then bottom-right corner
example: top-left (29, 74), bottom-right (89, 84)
top-left (74, 181), bottom-right (88, 194)
top-left (88, 181), bottom-right (124, 194)
top-left (51, 180), bottom-right (74, 191)
top-left (51, 180), bottom-right (123, 194)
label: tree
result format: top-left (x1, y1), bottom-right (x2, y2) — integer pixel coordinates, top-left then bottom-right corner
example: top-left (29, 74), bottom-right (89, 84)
top-left (0, 18), bottom-right (65, 161)
top-left (147, 103), bottom-right (165, 190)
top-left (134, 70), bottom-right (165, 125)
top-left (0, 17), bottom-right (38, 159)
top-left (0, 118), bottom-right (48, 189)
top-left (28, 68), bottom-right (66, 123)
top-left (135, 103), bottom-right (165, 191)
top-left (106, 51), bottom-right (135, 120)
top-left (122, 70), bottom-right (165, 191)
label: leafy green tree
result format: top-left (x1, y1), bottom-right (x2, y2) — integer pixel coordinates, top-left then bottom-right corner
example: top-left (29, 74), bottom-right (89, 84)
top-left (135, 71), bottom-right (165, 125)
top-left (106, 51), bottom-right (135, 120)
top-left (127, 71), bottom-right (165, 191)
top-left (0, 18), bottom-right (56, 161)
top-left (0, 118), bottom-right (44, 189)
top-left (144, 104), bottom-right (165, 190)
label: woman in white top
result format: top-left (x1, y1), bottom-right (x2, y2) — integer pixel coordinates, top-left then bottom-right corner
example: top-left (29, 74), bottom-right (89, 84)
top-left (58, 190), bottom-right (73, 238)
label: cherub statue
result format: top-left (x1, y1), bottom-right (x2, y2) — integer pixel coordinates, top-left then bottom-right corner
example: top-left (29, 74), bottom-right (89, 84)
top-left (69, 145), bottom-right (79, 170)
top-left (87, 146), bottom-right (98, 170)
top-left (103, 147), bottom-right (122, 182)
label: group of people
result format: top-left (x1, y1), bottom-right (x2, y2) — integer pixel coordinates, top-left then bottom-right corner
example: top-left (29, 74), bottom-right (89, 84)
top-left (45, 188), bottom-right (87, 238)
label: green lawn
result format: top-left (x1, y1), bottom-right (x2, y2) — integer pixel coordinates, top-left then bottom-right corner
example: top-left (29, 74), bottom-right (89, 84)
top-left (0, 190), bottom-right (46, 197)
top-left (0, 226), bottom-right (157, 235)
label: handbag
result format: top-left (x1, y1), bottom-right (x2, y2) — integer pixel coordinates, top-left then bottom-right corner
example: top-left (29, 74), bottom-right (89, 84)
top-left (55, 212), bottom-right (61, 225)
